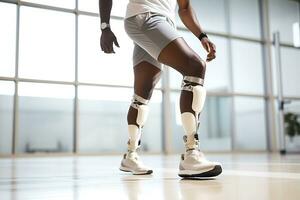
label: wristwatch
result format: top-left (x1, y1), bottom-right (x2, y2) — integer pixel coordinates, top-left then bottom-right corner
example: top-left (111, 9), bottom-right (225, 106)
top-left (101, 22), bottom-right (110, 30)
top-left (198, 32), bottom-right (208, 41)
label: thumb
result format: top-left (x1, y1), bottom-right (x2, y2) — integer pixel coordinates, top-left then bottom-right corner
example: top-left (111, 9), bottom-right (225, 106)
top-left (114, 38), bottom-right (120, 48)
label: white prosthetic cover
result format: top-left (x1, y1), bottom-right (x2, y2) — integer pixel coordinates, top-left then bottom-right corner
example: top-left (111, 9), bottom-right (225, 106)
top-left (180, 76), bottom-right (206, 150)
top-left (128, 94), bottom-right (149, 151)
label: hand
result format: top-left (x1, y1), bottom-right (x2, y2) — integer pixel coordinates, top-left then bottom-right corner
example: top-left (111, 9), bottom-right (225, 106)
top-left (201, 37), bottom-right (216, 62)
top-left (100, 28), bottom-right (120, 53)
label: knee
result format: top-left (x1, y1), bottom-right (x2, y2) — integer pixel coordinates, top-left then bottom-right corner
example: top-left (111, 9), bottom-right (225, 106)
top-left (136, 82), bottom-right (155, 99)
top-left (184, 54), bottom-right (206, 78)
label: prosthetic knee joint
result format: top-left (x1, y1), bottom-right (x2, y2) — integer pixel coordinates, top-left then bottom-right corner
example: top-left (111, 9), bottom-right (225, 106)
top-left (128, 94), bottom-right (149, 151)
top-left (180, 76), bottom-right (206, 150)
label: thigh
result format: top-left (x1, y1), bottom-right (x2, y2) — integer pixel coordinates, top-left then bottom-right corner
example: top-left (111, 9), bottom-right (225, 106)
top-left (133, 61), bottom-right (162, 100)
top-left (157, 37), bottom-right (204, 76)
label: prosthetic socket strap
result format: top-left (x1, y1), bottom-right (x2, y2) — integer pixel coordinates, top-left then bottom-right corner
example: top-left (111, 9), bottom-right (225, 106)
top-left (130, 94), bottom-right (149, 109)
top-left (181, 76), bottom-right (204, 91)
top-left (183, 134), bottom-right (199, 151)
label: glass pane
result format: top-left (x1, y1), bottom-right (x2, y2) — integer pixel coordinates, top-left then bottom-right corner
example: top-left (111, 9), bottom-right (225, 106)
top-left (281, 47), bottom-right (300, 97)
top-left (23, 0), bottom-right (75, 9)
top-left (17, 82), bottom-right (74, 153)
top-left (232, 40), bottom-right (264, 94)
top-left (19, 7), bottom-right (75, 81)
top-left (269, 0), bottom-right (299, 44)
top-left (78, 86), bottom-right (162, 153)
top-left (234, 97), bottom-right (267, 150)
top-left (0, 81), bottom-right (14, 154)
top-left (229, 0), bottom-right (261, 39)
top-left (79, 0), bottom-right (127, 16)
top-left (0, 2), bottom-right (16, 77)
top-left (171, 92), bottom-right (232, 152)
top-left (169, 31), bottom-right (230, 92)
top-left (284, 100), bottom-right (300, 152)
top-left (175, 0), bottom-right (227, 33)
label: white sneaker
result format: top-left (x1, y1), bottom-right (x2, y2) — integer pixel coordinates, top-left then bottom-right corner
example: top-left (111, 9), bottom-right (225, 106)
top-left (119, 151), bottom-right (153, 175)
top-left (178, 149), bottom-right (222, 178)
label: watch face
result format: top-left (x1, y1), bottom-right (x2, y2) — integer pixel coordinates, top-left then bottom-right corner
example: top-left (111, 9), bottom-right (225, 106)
top-left (101, 23), bottom-right (107, 29)
top-left (101, 23), bottom-right (110, 29)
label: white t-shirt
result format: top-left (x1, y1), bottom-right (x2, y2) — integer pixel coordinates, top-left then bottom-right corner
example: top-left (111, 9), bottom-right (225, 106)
top-left (125, 0), bottom-right (177, 25)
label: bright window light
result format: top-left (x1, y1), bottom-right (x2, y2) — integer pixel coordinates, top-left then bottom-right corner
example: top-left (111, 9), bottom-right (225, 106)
top-left (19, 82), bottom-right (74, 99)
top-left (0, 81), bottom-right (14, 96)
top-left (293, 22), bottom-right (300, 47)
top-left (22, 0), bottom-right (75, 9)
top-left (0, 2), bottom-right (16, 77)
top-left (19, 7), bottom-right (75, 81)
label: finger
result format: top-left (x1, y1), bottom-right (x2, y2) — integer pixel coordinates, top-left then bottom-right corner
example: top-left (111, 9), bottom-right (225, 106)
top-left (114, 38), bottom-right (120, 48)
top-left (101, 41), bottom-right (108, 51)
top-left (210, 42), bottom-right (216, 52)
top-left (103, 45), bottom-right (110, 53)
top-left (104, 48), bottom-right (110, 54)
top-left (204, 42), bottom-right (210, 52)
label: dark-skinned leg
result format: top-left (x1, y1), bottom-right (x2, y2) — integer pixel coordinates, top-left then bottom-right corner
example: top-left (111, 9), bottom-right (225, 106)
top-left (158, 37), bottom-right (206, 116)
top-left (127, 61), bottom-right (162, 127)
top-left (157, 37), bottom-right (222, 177)
top-left (120, 61), bottom-right (161, 175)
top-left (126, 60), bottom-right (162, 153)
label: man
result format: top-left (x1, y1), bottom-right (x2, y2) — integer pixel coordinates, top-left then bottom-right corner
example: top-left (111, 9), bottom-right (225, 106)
top-left (99, 0), bottom-right (222, 178)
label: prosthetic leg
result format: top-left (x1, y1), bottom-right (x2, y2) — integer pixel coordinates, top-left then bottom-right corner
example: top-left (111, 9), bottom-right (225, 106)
top-left (178, 76), bottom-right (222, 178)
top-left (127, 94), bottom-right (149, 152)
top-left (181, 76), bottom-right (206, 151)
top-left (119, 94), bottom-right (153, 175)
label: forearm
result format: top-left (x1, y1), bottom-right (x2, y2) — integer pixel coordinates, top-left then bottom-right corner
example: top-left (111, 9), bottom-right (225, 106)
top-left (99, 0), bottom-right (112, 24)
top-left (178, 4), bottom-right (203, 38)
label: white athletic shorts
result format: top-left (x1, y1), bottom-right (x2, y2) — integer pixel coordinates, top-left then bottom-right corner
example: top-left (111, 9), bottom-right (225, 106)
top-left (124, 11), bottom-right (182, 70)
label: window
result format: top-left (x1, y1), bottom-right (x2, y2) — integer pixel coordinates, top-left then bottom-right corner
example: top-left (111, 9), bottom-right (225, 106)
top-left (0, 2), bottom-right (16, 77)
top-left (229, 0), bottom-right (261, 39)
top-left (17, 82), bottom-right (74, 153)
top-left (232, 40), bottom-right (264, 94)
top-left (22, 0), bottom-right (75, 9)
top-left (19, 7), bottom-right (75, 81)
top-left (176, 0), bottom-right (227, 33)
top-left (269, 0), bottom-right (300, 44)
top-left (280, 47), bottom-right (300, 97)
top-left (0, 81), bottom-right (14, 154)
top-left (234, 97), bottom-right (267, 150)
top-left (79, 0), bottom-right (127, 17)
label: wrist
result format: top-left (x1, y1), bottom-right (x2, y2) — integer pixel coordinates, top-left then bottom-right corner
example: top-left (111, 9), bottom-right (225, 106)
top-left (101, 27), bottom-right (111, 32)
top-left (101, 22), bottom-right (110, 31)
top-left (198, 32), bottom-right (208, 41)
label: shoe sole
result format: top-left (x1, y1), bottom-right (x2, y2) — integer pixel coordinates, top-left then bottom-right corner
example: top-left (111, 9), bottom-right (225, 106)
top-left (119, 166), bottom-right (153, 175)
top-left (178, 165), bottom-right (222, 178)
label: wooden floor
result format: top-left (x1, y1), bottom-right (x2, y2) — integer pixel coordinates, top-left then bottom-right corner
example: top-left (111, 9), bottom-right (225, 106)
top-left (0, 153), bottom-right (300, 200)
